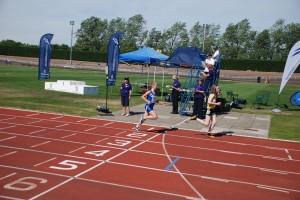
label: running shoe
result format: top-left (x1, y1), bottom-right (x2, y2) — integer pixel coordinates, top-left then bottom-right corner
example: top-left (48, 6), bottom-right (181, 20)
top-left (121, 113), bottom-right (126, 116)
top-left (134, 126), bottom-right (140, 132)
top-left (189, 115), bottom-right (197, 120)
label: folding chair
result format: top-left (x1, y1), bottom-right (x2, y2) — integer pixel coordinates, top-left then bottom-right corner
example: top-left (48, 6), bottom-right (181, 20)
top-left (226, 90), bottom-right (238, 102)
top-left (262, 91), bottom-right (271, 105)
top-left (251, 94), bottom-right (264, 109)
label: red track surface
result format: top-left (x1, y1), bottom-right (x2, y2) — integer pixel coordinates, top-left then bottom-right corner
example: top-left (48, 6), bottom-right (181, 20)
top-left (0, 107), bottom-right (299, 200)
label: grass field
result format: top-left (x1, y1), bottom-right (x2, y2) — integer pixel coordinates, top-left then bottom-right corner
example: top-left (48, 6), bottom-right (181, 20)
top-left (0, 64), bottom-right (299, 141)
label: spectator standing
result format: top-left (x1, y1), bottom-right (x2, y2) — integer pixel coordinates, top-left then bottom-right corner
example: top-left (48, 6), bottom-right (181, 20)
top-left (212, 46), bottom-right (221, 84)
top-left (120, 77), bottom-right (132, 116)
top-left (190, 78), bottom-right (205, 120)
top-left (171, 75), bottom-right (181, 114)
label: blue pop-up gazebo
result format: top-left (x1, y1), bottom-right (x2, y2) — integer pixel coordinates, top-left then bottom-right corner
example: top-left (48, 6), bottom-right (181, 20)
top-left (119, 47), bottom-right (168, 92)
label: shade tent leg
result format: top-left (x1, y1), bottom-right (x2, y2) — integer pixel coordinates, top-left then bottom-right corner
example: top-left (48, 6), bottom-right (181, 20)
top-left (147, 65), bottom-right (150, 89)
top-left (161, 67), bottom-right (165, 100)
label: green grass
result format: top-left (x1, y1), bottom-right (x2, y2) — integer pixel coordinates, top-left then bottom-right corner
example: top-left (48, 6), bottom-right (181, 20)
top-left (0, 65), bottom-right (299, 141)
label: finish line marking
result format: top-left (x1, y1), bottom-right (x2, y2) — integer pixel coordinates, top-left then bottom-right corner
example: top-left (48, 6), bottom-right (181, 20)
top-left (165, 157), bottom-right (180, 171)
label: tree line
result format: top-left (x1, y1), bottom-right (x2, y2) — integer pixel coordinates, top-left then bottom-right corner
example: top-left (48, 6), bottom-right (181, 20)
top-left (1, 14), bottom-right (299, 61)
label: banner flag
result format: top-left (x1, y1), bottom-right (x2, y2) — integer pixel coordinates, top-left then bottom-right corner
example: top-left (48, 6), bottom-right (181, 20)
top-left (106, 32), bottom-right (123, 86)
top-left (279, 41), bottom-right (300, 94)
top-left (38, 33), bottom-right (54, 80)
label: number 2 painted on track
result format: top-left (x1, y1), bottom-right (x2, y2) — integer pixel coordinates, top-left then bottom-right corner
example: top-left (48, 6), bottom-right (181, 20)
top-left (49, 160), bottom-right (86, 170)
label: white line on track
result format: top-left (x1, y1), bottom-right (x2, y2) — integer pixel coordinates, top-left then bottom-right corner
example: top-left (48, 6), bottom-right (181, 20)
top-left (55, 124), bottom-right (69, 128)
top-left (0, 195), bottom-right (24, 200)
top-left (26, 113), bottom-right (40, 117)
top-left (68, 146), bottom-right (87, 153)
top-left (162, 134), bottom-right (205, 200)
top-left (0, 151), bottom-right (17, 158)
top-left (257, 185), bottom-right (289, 193)
top-left (0, 172), bottom-right (17, 180)
top-left (50, 115), bottom-right (64, 120)
top-left (31, 141), bottom-right (51, 148)
top-left (27, 120), bottom-right (42, 124)
top-left (0, 136), bottom-right (16, 142)
top-left (78, 177), bottom-right (201, 200)
top-left (84, 127), bottom-right (98, 132)
top-left (76, 118), bottom-right (89, 123)
top-left (95, 138), bottom-right (109, 144)
top-left (103, 122), bottom-right (114, 126)
top-left (28, 129), bottom-right (47, 135)
top-left (0, 125), bottom-right (16, 130)
top-left (34, 157), bottom-right (57, 167)
top-left (60, 133), bottom-right (77, 139)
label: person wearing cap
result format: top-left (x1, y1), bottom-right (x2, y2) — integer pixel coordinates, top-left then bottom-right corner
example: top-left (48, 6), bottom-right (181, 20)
top-left (201, 60), bottom-right (215, 97)
top-left (120, 77), bottom-right (132, 116)
top-left (171, 75), bottom-right (181, 114)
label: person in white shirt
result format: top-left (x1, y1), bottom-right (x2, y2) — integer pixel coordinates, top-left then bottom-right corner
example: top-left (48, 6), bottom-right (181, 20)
top-left (212, 46), bottom-right (220, 62)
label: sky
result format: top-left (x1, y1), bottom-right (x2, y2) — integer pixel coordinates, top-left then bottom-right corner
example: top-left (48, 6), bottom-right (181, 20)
top-left (0, 0), bottom-right (299, 45)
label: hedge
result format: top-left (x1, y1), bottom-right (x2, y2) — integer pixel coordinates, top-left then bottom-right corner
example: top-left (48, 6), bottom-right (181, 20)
top-left (1, 45), bottom-right (299, 73)
top-left (0, 46), bottom-right (107, 63)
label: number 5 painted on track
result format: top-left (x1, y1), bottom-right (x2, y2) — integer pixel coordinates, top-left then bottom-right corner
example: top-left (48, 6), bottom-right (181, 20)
top-left (49, 160), bottom-right (86, 170)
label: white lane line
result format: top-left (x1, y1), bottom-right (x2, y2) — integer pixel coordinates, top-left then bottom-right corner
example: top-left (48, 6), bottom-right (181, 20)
top-left (76, 119), bottom-right (89, 123)
top-left (78, 177), bottom-right (200, 200)
top-left (84, 127), bottom-right (98, 132)
top-left (257, 186), bottom-right (289, 193)
top-left (68, 146), bottom-right (87, 154)
top-left (0, 125), bottom-right (16, 130)
top-left (0, 195), bottom-right (24, 200)
top-left (115, 131), bottom-right (127, 136)
top-left (34, 157), bottom-right (57, 167)
top-left (27, 120), bottom-right (42, 124)
top-left (0, 172), bottom-right (17, 180)
top-left (26, 113), bottom-right (40, 117)
top-left (211, 161), bottom-right (237, 167)
top-left (55, 124), bottom-right (69, 128)
top-left (28, 129), bottom-right (47, 135)
top-left (147, 127), bottom-right (155, 131)
top-left (0, 151), bottom-right (17, 158)
top-left (201, 176), bottom-right (229, 182)
top-left (50, 115), bottom-right (64, 120)
top-left (285, 149), bottom-right (293, 160)
top-left (162, 134), bottom-right (205, 200)
top-left (103, 122), bottom-right (114, 126)
top-left (95, 138), bottom-right (109, 144)
top-left (0, 136), bottom-right (17, 142)
top-left (31, 141), bottom-right (51, 148)
top-left (61, 133), bottom-right (77, 139)
top-left (260, 168), bottom-right (288, 175)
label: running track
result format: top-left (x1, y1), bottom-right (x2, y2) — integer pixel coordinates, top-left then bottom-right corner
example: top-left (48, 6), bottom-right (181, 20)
top-left (0, 107), bottom-right (299, 200)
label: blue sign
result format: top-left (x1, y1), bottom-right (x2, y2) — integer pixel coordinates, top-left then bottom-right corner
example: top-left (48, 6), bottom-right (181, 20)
top-left (106, 32), bottom-right (123, 86)
top-left (38, 33), bottom-right (54, 80)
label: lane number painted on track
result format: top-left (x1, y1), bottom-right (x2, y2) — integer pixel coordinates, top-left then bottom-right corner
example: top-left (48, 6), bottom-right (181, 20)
top-left (107, 139), bottom-right (132, 147)
top-left (49, 160), bottom-right (86, 170)
top-left (126, 132), bottom-right (148, 139)
top-left (84, 150), bottom-right (110, 157)
top-left (4, 177), bottom-right (47, 191)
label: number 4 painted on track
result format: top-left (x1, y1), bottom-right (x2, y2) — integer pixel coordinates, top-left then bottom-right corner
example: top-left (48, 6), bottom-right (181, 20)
top-left (84, 150), bottom-right (110, 157)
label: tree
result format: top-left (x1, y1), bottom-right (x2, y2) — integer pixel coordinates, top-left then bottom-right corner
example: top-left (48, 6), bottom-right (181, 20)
top-left (252, 29), bottom-right (271, 59)
top-left (145, 28), bottom-right (162, 50)
top-left (122, 14), bottom-right (147, 52)
top-left (162, 22), bottom-right (188, 54)
top-left (284, 23), bottom-right (300, 57)
top-left (74, 16), bottom-right (108, 51)
top-left (220, 19), bottom-right (252, 59)
top-left (269, 19), bottom-right (286, 60)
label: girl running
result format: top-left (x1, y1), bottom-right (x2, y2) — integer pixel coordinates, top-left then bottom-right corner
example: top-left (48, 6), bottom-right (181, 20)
top-left (196, 85), bottom-right (221, 136)
top-left (134, 82), bottom-right (158, 132)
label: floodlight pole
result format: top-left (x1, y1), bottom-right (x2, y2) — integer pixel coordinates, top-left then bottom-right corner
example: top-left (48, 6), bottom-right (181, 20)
top-left (69, 21), bottom-right (75, 67)
top-left (202, 24), bottom-right (208, 52)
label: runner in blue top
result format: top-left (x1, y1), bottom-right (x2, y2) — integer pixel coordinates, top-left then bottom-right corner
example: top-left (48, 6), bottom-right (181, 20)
top-left (120, 77), bottom-right (132, 116)
top-left (134, 82), bottom-right (158, 132)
